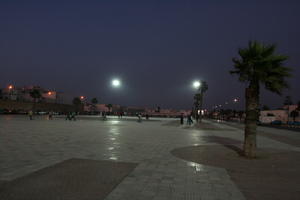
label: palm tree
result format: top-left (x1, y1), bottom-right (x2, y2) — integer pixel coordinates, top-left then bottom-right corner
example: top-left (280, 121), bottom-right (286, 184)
top-left (230, 41), bottom-right (291, 158)
top-left (30, 89), bottom-right (42, 112)
top-left (91, 98), bottom-right (98, 114)
top-left (72, 97), bottom-right (82, 112)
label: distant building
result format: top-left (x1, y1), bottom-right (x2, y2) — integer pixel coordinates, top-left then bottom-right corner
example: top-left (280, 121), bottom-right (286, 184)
top-left (0, 85), bottom-right (65, 104)
top-left (260, 104), bottom-right (299, 123)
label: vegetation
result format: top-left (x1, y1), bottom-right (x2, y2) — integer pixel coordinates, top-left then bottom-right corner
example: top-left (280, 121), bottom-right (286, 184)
top-left (90, 98), bottom-right (98, 113)
top-left (29, 88), bottom-right (42, 112)
top-left (72, 97), bottom-right (82, 106)
top-left (262, 105), bottom-right (270, 110)
top-left (284, 95), bottom-right (293, 105)
top-left (29, 89), bottom-right (42, 103)
top-left (290, 110), bottom-right (299, 122)
top-left (72, 97), bottom-right (84, 112)
top-left (231, 41), bottom-right (291, 158)
top-left (91, 98), bottom-right (98, 105)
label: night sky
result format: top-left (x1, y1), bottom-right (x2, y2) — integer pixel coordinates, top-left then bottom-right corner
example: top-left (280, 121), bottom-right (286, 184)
top-left (1, 0), bottom-right (299, 110)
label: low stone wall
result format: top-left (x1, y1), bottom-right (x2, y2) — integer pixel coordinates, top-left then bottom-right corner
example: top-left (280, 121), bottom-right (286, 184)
top-left (0, 100), bottom-right (82, 113)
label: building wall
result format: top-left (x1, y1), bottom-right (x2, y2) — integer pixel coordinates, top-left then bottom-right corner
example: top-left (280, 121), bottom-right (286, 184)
top-left (0, 100), bottom-right (81, 113)
top-left (260, 108), bottom-right (300, 123)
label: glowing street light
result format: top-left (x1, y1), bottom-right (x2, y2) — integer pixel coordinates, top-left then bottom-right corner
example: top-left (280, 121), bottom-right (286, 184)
top-left (48, 91), bottom-right (52, 95)
top-left (193, 80), bottom-right (201, 89)
top-left (8, 85), bottom-right (13, 90)
top-left (80, 96), bottom-right (85, 100)
top-left (112, 79), bottom-right (121, 87)
top-left (233, 98), bottom-right (239, 103)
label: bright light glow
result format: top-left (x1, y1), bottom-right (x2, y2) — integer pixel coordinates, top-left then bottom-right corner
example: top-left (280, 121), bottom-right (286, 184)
top-left (8, 85), bottom-right (13, 90)
top-left (233, 98), bottom-right (238, 103)
top-left (80, 96), bottom-right (85, 100)
top-left (48, 91), bottom-right (52, 95)
top-left (112, 79), bottom-right (121, 87)
top-left (193, 81), bottom-right (201, 89)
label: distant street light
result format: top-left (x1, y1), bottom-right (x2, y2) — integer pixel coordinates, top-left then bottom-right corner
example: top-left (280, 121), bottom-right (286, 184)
top-left (233, 98), bottom-right (239, 103)
top-left (112, 79), bottom-right (121, 88)
top-left (8, 85), bottom-right (13, 90)
top-left (80, 96), bottom-right (85, 100)
top-left (193, 81), bottom-right (201, 89)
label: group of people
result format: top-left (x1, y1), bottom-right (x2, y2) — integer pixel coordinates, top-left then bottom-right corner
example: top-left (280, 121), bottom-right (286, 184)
top-left (136, 113), bottom-right (150, 122)
top-left (65, 112), bottom-right (77, 121)
top-left (27, 111), bottom-right (54, 120)
top-left (180, 113), bottom-right (194, 125)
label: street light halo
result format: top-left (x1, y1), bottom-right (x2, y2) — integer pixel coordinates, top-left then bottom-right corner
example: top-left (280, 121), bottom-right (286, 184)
top-left (193, 80), bottom-right (201, 89)
top-left (112, 79), bottom-right (121, 87)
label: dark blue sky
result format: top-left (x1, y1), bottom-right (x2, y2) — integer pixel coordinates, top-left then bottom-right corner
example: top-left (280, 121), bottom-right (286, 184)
top-left (1, 0), bottom-right (299, 109)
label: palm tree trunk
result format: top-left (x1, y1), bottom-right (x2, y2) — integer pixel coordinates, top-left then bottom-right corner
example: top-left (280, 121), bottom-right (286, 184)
top-left (244, 85), bottom-right (259, 158)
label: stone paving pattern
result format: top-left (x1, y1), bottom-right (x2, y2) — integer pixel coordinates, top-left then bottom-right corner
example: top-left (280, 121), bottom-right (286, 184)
top-left (0, 115), bottom-right (299, 199)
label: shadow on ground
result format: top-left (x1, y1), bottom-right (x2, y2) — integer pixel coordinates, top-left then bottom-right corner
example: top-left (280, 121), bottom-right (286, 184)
top-left (171, 136), bottom-right (300, 200)
top-left (0, 159), bottom-right (138, 200)
top-left (162, 121), bottom-right (233, 130)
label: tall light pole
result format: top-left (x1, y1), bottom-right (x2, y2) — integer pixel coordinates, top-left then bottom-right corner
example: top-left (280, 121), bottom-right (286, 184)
top-left (192, 80), bottom-right (208, 123)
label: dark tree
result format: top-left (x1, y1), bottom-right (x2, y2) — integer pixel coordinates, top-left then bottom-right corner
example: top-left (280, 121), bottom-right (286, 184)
top-left (91, 98), bottom-right (98, 105)
top-left (29, 89), bottom-right (42, 103)
top-left (284, 96), bottom-right (293, 105)
top-left (231, 41), bottom-right (291, 158)
top-left (72, 97), bottom-right (82, 106)
top-left (262, 105), bottom-right (270, 110)
top-left (90, 98), bottom-right (98, 113)
top-left (290, 110), bottom-right (299, 122)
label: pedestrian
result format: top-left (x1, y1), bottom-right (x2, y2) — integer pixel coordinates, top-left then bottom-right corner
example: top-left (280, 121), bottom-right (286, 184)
top-left (70, 112), bottom-right (76, 121)
top-left (28, 110), bottom-right (33, 120)
top-left (187, 114), bottom-right (193, 125)
top-left (102, 111), bottom-right (107, 120)
top-left (180, 113), bottom-right (184, 125)
top-left (66, 112), bottom-right (71, 120)
top-left (48, 111), bottom-right (53, 120)
top-left (137, 113), bottom-right (142, 123)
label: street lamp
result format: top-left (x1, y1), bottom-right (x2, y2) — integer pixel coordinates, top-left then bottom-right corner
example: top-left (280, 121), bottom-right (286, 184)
top-left (8, 85), bottom-right (13, 90)
top-left (193, 81), bottom-right (201, 89)
top-left (112, 79), bottom-right (121, 88)
top-left (80, 96), bottom-right (85, 100)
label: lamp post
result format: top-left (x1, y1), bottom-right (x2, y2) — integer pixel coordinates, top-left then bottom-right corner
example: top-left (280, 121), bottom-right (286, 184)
top-left (192, 81), bottom-right (200, 121)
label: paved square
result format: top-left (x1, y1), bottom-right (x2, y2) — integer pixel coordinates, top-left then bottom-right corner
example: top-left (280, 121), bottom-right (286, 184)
top-left (0, 116), bottom-right (299, 199)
